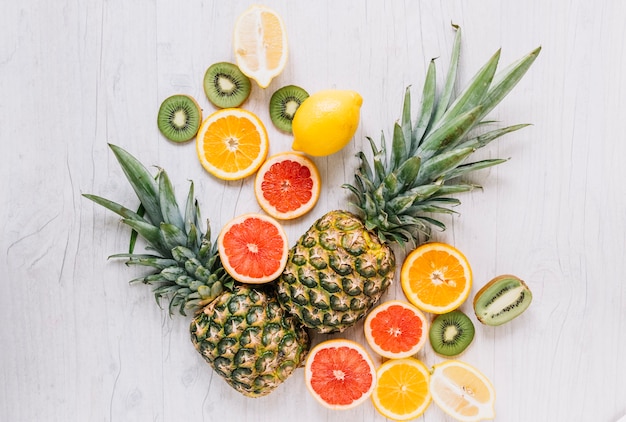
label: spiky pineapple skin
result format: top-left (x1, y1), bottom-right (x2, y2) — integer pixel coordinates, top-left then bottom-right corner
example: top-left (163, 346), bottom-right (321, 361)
top-left (190, 284), bottom-right (310, 397)
top-left (276, 210), bottom-right (395, 333)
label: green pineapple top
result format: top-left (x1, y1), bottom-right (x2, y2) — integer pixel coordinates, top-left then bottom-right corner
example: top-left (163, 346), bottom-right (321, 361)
top-left (343, 26), bottom-right (540, 247)
top-left (84, 144), bottom-right (232, 315)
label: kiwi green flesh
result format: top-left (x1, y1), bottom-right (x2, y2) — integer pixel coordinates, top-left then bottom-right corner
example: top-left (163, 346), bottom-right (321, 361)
top-left (157, 95), bottom-right (201, 143)
top-left (429, 310), bottom-right (475, 357)
top-left (473, 275), bottom-right (532, 326)
top-left (269, 85), bottom-right (309, 133)
top-left (203, 62), bottom-right (251, 109)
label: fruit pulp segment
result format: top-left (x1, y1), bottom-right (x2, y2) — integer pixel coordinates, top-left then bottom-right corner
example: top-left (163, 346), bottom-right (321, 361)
top-left (370, 305), bottom-right (423, 353)
top-left (222, 217), bottom-right (285, 278)
top-left (262, 160), bottom-right (313, 213)
top-left (377, 364), bottom-right (429, 412)
top-left (201, 115), bottom-right (262, 172)
top-left (309, 346), bottom-right (374, 405)
top-left (442, 366), bottom-right (492, 403)
top-left (261, 11), bottom-right (284, 69)
top-left (408, 250), bottom-right (468, 307)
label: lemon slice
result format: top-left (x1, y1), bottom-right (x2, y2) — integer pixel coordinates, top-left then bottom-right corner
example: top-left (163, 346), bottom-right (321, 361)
top-left (233, 5), bottom-right (288, 88)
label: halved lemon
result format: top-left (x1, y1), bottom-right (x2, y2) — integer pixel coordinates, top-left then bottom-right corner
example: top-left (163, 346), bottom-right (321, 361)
top-left (196, 108), bottom-right (269, 181)
top-left (371, 358), bottom-right (432, 420)
top-left (233, 5), bottom-right (288, 88)
top-left (400, 242), bottom-right (472, 314)
top-left (430, 360), bottom-right (496, 422)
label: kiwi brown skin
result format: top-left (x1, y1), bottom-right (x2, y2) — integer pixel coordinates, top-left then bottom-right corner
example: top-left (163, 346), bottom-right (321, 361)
top-left (473, 274), bottom-right (532, 326)
top-left (269, 85), bottom-right (309, 133)
top-left (203, 62), bottom-right (251, 108)
top-left (429, 310), bottom-right (475, 357)
top-left (157, 94), bottom-right (202, 143)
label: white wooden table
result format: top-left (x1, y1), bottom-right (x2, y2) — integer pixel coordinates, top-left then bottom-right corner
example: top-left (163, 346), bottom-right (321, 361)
top-left (2, 1), bottom-right (625, 421)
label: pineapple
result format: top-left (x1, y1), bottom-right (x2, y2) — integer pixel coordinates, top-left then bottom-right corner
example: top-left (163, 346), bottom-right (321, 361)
top-left (84, 144), bottom-right (309, 397)
top-left (277, 27), bottom-right (541, 333)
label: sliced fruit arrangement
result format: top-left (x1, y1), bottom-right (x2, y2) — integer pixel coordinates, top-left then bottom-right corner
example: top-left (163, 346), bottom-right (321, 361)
top-left (269, 85), bottom-right (309, 133)
top-left (364, 300), bottom-right (428, 359)
top-left (157, 94), bottom-right (202, 143)
top-left (234, 4), bottom-right (288, 88)
top-left (474, 274), bottom-right (532, 325)
top-left (196, 108), bottom-right (269, 181)
top-left (304, 339), bottom-right (376, 410)
top-left (217, 213), bottom-right (289, 284)
top-left (429, 310), bottom-right (475, 357)
top-left (254, 152), bottom-right (321, 220)
top-left (430, 360), bottom-right (496, 422)
top-left (371, 358), bottom-right (432, 420)
top-left (291, 89), bottom-right (363, 156)
top-left (400, 242), bottom-right (473, 314)
top-left (88, 12), bottom-right (540, 416)
top-left (277, 27), bottom-right (539, 334)
top-left (83, 145), bottom-right (310, 397)
top-left (203, 61), bottom-right (252, 108)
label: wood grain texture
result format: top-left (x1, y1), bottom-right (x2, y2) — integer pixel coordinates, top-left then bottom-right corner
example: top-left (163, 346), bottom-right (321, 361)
top-left (2, 0), bottom-right (625, 420)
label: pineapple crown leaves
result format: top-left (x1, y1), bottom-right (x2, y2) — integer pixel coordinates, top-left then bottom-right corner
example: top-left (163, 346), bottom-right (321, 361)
top-left (343, 26), bottom-right (541, 248)
top-left (83, 144), bottom-right (234, 316)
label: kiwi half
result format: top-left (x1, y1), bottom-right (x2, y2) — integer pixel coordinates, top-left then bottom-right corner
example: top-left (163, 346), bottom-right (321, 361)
top-left (473, 275), bottom-right (532, 326)
top-left (269, 85), bottom-right (309, 133)
top-left (429, 310), bottom-right (475, 357)
top-left (157, 94), bottom-right (202, 143)
top-left (203, 62), bottom-right (251, 108)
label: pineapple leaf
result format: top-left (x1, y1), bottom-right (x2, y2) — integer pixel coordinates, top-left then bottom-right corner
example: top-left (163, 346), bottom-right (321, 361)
top-left (128, 203), bottom-right (145, 254)
top-left (414, 146), bottom-right (475, 186)
top-left (109, 144), bottom-right (164, 225)
top-left (411, 60), bottom-right (437, 154)
top-left (432, 24), bottom-right (462, 123)
top-left (444, 158), bottom-right (508, 180)
top-left (456, 124), bottom-right (531, 151)
top-left (478, 46), bottom-right (542, 122)
top-left (436, 49), bottom-right (500, 127)
top-left (157, 168), bottom-right (185, 232)
top-left (121, 218), bottom-right (163, 252)
top-left (401, 88), bottom-right (413, 153)
top-left (417, 105), bottom-right (483, 161)
top-left (160, 222), bottom-right (189, 253)
top-left (390, 122), bottom-right (407, 171)
top-left (82, 194), bottom-right (147, 222)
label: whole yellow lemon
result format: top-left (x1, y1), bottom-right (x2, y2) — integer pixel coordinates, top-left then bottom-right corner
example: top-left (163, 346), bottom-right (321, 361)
top-left (291, 90), bottom-right (363, 156)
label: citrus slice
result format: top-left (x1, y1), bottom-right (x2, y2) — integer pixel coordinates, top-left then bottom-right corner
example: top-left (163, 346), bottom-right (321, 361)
top-left (254, 152), bottom-right (321, 220)
top-left (400, 242), bottom-right (472, 314)
top-left (196, 108), bottom-right (269, 181)
top-left (430, 360), bottom-right (496, 422)
top-left (371, 358), bottom-right (432, 420)
top-left (233, 5), bottom-right (288, 88)
top-left (304, 339), bottom-right (376, 410)
top-left (364, 300), bottom-right (428, 359)
top-left (217, 213), bottom-right (288, 284)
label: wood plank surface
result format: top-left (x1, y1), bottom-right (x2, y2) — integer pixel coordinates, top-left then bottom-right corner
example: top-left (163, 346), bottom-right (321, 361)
top-left (2, 1), bottom-right (625, 421)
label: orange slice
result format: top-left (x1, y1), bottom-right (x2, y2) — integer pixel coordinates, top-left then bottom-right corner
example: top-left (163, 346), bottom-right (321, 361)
top-left (400, 242), bottom-right (472, 314)
top-left (254, 152), bottom-right (321, 220)
top-left (304, 339), bottom-right (376, 410)
top-left (430, 360), bottom-right (496, 422)
top-left (196, 108), bottom-right (269, 181)
top-left (217, 213), bottom-right (288, 284)
top-left (371, 358), bottom-right (432, 421)
top-left (233, 5), bottom-right (288, 88)
top-left (364, 300), bottom-right (428, 359)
